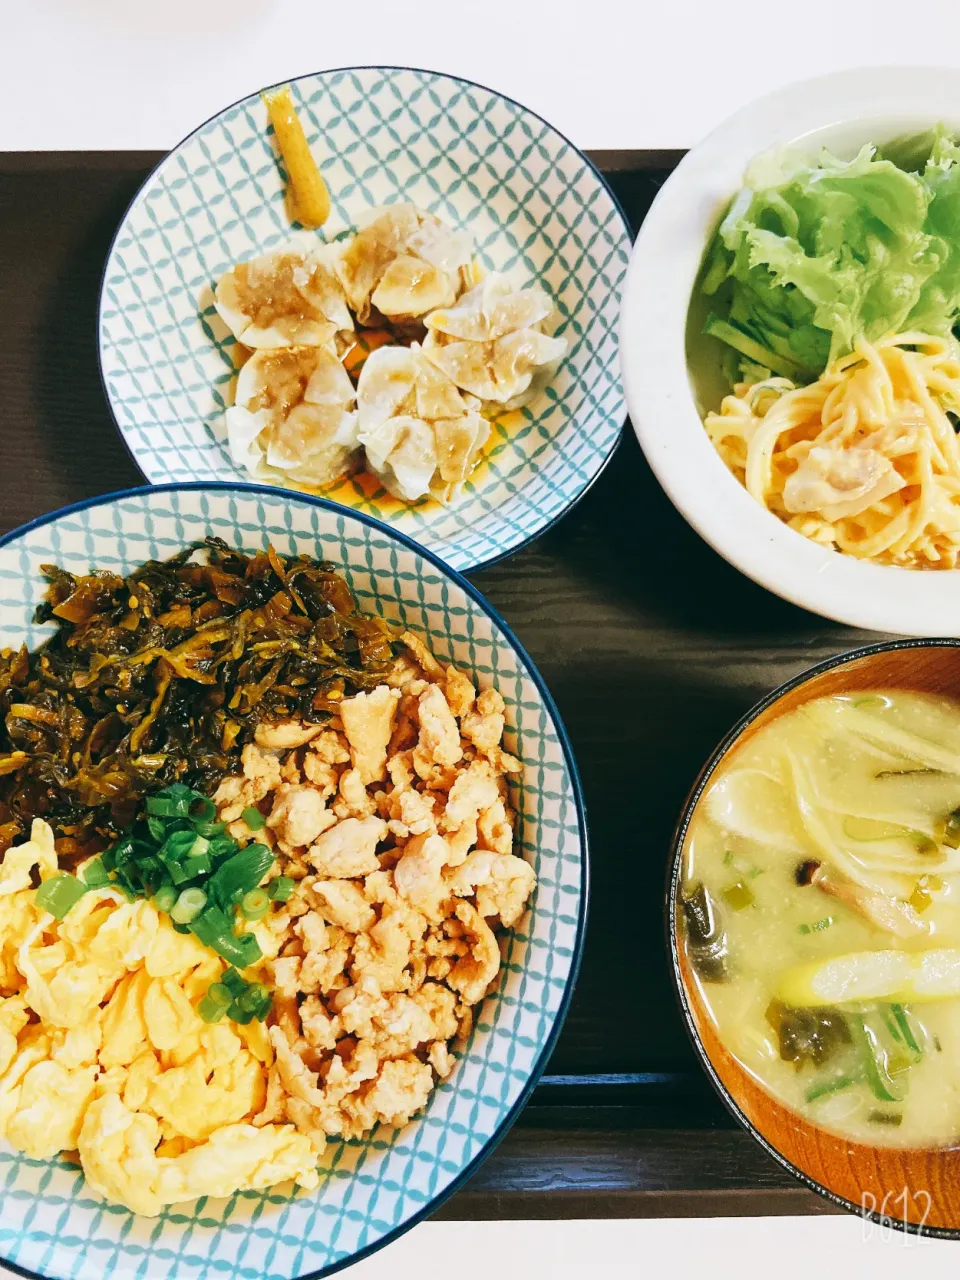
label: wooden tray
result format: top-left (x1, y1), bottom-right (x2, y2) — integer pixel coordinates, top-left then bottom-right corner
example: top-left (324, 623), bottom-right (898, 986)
top-left (0, 148), bottom-right (870, 1221)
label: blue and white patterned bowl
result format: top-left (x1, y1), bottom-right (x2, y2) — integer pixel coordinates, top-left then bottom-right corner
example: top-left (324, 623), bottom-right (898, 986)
top-left (0, 483), bottom-right (587, 1280)
top-left (97, 66), bottom-right (631, 573)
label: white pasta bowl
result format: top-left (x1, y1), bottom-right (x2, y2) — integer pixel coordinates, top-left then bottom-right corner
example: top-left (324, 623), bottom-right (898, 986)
top-left (620, 66), bottom-right (960, 636)
top-left (98, 66), bottom-right (631, 574)
top-left (0, 483), bottom-right (587, 1280)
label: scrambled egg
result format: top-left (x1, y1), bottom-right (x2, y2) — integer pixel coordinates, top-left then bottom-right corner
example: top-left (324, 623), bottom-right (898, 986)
top-left (0, 822), bottom-right (318, 1216)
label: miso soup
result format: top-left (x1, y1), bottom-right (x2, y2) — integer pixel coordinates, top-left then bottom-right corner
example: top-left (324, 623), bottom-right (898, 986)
top-left (682, 690), bottom-right (960, 1147)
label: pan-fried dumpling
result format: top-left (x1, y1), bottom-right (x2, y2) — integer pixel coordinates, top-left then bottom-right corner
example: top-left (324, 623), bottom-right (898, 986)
top-left (355, 344), bottom-right (489, 503)
top-left (335, 204), bottom-right (474, 325)
top-left (215, 241), bottom-right (354, 352)
top-left (423, 273), bottom-right (567, 408)
top-left (225, 345), bottom-right (359, 488)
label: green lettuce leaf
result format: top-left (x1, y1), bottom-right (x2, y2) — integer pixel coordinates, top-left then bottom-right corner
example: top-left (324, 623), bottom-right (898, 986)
top-left (702, 133), bottom-right (960, 384)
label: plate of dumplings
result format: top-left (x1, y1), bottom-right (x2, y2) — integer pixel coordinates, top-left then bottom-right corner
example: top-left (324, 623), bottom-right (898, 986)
top-left (98, 66), bottom-right (631, 571)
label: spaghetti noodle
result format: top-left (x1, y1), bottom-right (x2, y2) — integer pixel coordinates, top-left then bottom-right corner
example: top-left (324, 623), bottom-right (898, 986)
top-left (704, 333), bottom-right (960, 569)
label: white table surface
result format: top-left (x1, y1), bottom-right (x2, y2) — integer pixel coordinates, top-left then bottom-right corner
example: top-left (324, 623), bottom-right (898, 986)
top-left (8, 2), bottom-right (960, 1274)
top-left (6, 0), bottom-right (960, 152)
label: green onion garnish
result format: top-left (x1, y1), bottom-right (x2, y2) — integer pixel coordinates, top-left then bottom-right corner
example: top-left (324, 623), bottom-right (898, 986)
top-left (241, 806), bottom-right (266, 830)
top-left (153, 883), bottom-right (178, 914)
top-left (240, 887), bottom-right (270, 921)
top-left (189, 796), bottom-right (217, 824)
top-left (798, 917), bottom-right (835, 935)
top-left (220, 967), bottom-right (248, 997)
top-left (189, 905), bottom-right (262, 968)
top-left (268, 876), bottom-right (294, 902)
top-left (81, 858), bottom-right (110, 888)
top-left (199, 970), bottom-right (272, 1024)
top-left (171, 887), bottom-right (207, 924)
top-left (145, 784), bottom-right (197, 818)
top-left (179, 852), bottom-right (212, 881)
top-left (146, 815), bottom-right (168, 843)
top-left (207, 844), bottom-right (275, 909)
top-left (207, 982), bottom-right (234, 1008)
top-left (55, 782), bottom-right (278, 1021)
top-left (805, 1071), bottom-right (861, 1103)
top-left (198, 994), bottom-right (229, 1023)
top-left (35, 872), bottom-right (88, 920)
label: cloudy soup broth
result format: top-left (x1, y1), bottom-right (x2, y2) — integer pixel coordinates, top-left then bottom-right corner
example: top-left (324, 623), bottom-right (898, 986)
top-left (681, 690), bottom-right (960, 1146)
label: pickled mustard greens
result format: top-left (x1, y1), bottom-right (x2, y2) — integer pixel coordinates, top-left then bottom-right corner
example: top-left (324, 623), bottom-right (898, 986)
top-left (682, 690), bottom-right (960, 1147)
top-left (0, 540), bottom-right (396, 855)
top-left (701, 127), bottom-right (960, 385)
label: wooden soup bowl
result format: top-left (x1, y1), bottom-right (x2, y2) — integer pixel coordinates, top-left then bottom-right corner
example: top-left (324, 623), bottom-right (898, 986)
top-left (669, 639), bottom-right (960, 1237)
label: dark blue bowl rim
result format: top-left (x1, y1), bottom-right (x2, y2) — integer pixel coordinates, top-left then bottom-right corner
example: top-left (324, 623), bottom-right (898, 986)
top-left (95, 63), bottom-right (633, 576)
top-left (0, 479), bottom-right (591, 1280)
top-left (666, 636), bottom-right (960, 1241)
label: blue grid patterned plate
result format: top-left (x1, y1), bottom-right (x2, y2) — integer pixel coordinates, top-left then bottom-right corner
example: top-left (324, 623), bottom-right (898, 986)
top-left (0, 483), bottom-right (587, 1280)
top-left (97, 66), bottom-right (631, 573)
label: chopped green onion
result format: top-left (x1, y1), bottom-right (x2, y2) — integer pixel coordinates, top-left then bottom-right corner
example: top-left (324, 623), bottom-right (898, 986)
top-left (227, 1002), bottom-right (256, 1025)
top-left (146, 787), bottom-right (196, 817)
top-left (805, 1071), bottom-right (860, 1103)
top-left (868, 1110), bottom-right (903, 1126)
top-left (166, 859), bottom-right (194, 887)
top-left (850, 1013), bottom-right (908, 1103)
top-left (722, 881), bottom-right (754, 911)
top-left (798, 917), bottom-right (835, 935)
top-left (220, 967), bottom-right (248, 997)
top-left (104, 837), bottom-right (133, 870)
top-left (136, 853), bottom-right (164, 883)
top-left (146, 815), bottom-right (168, 843)
top-left (180, 853), bottom-right (212, 880)
top-left (153, 883), bottom-right (178, 913)
top-left (207, 844), bottom-right (275, 910)
top-left (207, 982), bottom-right (234, 1008)
top-left (171, 887), bottom-right (207, 924)
top-left (198, 994), bottom-right (228, 1023)
top-left (883, 1004), bottom-right (923, 1061)
top-left (237, 981), bottom-right (270, 1014)
top-left (190, 796), bottom-right (217, 823)
top-left (207, 835), bottom-right (239, 861)
top-left (159, 829), bottom-right (197, 861)
top-left (113, 840), bottom-right (138, 870)
top-left (240, 888), bottom-right (270, 921)
top-left (81, 858), bottom-right (110, 888)
top-left (268, 876), bottom-right (295, 902)
top-left (35, 873), bottom-right (87, 920)
top-left (189, 906), bottom-right (262, 967)
top-left (192, 818), bottom-right (226, 839)
top-left (241, 806), bottom-right (266, 830)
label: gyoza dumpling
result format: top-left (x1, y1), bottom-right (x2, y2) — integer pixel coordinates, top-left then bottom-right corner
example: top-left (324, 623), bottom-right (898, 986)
top-left (225, 345), bottom-right (359, 488)
top-left (355, 344), bottom-right (489, 503)
top-left (335, 204), bottom-right (474, 325)
top-left (422, 273), bottom-right (567, 408)
top-left (215, 241), bottom-right (354, 351)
